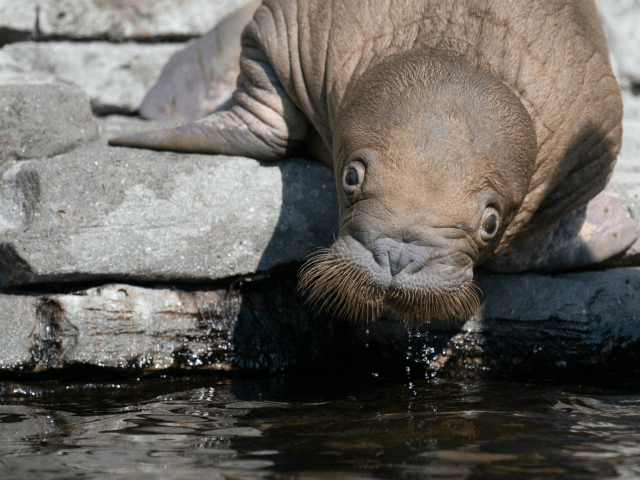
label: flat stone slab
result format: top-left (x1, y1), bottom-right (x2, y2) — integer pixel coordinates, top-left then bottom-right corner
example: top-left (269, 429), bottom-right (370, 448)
top-left (0, 83), bottom-right (99, 164)
top-left (0, 42), bottom-right (186, 114)
top-left (2, 267), bottom-right (640, 381)
top-left (39, 0), bottom-right (254, 40)
top-left (0, 144), bottom-right (339, 286)
top-left (0, 0), bottom-right (254, 41)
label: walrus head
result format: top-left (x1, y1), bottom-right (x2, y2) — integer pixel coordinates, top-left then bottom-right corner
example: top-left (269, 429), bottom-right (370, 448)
top-left (299, 49), bottom-right (537, 322)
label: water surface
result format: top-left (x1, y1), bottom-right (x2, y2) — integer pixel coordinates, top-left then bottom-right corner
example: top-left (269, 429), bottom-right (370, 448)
top-left (1, 375), bottom-right (639, 479)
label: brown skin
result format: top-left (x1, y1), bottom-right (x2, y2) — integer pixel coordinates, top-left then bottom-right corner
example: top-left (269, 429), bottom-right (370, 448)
top-left (111, 0), bottom-right (622, 321)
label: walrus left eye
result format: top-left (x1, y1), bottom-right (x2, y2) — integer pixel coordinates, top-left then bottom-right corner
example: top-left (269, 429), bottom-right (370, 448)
top-left (480, 208), bottom-right (500, 241)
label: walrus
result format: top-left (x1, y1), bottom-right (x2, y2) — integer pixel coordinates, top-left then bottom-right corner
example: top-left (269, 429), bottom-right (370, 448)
top-left (110, 0), bottom-right (637, 322)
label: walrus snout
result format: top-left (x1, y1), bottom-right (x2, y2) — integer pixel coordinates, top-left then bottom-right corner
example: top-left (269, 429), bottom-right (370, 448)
top-left (297, 226), bottom-right (479, 323)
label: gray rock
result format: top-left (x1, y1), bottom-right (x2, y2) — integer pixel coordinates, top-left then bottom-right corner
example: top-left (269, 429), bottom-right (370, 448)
top-left (36, 0), bottom-right (254, 40)
top-left (0, 42), bottom-right (186, 114)
top-left (0, 144), bottom-right (339, 287)
top-left (0, 1), bottom-right (35, 44)
top-left (0, 83), bottom-right (99, 164)
top-left (0, 293), bottom-right (38, 371)
top-left (596, 0), bottom-right (640, 91)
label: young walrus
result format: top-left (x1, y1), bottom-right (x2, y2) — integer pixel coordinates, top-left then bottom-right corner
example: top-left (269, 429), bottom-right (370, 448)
top-left (110, 0), bottom-right (637, 322)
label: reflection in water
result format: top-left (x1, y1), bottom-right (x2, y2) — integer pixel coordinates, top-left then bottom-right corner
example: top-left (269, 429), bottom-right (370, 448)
top-left (0, 377), bottom-right (639, 479)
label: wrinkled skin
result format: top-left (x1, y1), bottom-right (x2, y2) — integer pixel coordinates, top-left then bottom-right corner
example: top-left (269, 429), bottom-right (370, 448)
top-left (110, 0), bottom-right (632, 321)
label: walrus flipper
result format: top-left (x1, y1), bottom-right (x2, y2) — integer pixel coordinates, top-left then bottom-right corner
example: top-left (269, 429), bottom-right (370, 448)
top-left (139, 1), bottom-right (261, 123)
top-left (485, 193), bottom-right (638, 273)
top-left (109, 103), bottom-right (307, 161)
top-left (110, 25), bottom-right (310, 161)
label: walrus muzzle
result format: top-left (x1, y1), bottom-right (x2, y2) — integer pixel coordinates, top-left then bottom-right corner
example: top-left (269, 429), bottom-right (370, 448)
top-left (298, 248), bottom-right (481, 323)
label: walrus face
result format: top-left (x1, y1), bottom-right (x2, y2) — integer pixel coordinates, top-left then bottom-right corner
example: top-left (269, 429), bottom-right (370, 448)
top-left (299, 49), bottom-right (537, 323)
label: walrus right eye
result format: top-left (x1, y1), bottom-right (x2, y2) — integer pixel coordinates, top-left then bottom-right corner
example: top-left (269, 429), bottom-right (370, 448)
top-left (343, 161), bottom-right (365, 195)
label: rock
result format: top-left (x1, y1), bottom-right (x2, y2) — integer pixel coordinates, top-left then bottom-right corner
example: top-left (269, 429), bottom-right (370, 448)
top-left (0, 0), bottom-right (35, 45)
top-left (37, 0), bottom-right (255, 41)
top-left (1, 267), bottom-right (639, 381)
top-left (0, 83), bottom-right (99, 164)
top-left (0, 42), bottom-right (186, 114)
top-left (0, 292), bottom-right (38, 372)
top-left (0, 144), bottom-right (339, 287)
top-left (596, 0), bottom-right (640, 91)
top-left (437, 268), bottom-right (640, 381)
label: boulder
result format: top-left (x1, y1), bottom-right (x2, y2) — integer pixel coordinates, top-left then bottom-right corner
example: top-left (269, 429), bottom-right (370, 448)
top-left (0, 42), bottom-right (186, 114)
top-left (0, 144), bottom-right (339, 287)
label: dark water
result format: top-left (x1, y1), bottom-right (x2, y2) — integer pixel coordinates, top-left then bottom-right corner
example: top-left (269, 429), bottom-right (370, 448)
top-left (1, 375), bottom-right (640, 479)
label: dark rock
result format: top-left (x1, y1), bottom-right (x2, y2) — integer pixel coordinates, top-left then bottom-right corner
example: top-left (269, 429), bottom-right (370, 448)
top-left (1, 267), bottom-right (640, 381)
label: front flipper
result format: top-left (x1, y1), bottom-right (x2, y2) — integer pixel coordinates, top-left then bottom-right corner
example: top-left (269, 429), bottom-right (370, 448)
top-left (109, 104), bottom-right (306, 160)
top-left (110, 27), bottom-right (309, 161)
top-left (484, 192), bottom-right (638, 273)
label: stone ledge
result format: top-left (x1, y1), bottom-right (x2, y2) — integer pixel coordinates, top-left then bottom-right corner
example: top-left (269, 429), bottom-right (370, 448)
top-left (0, 42), bottom-right (187, 114)
top-left (0, 0), bottom-right (254, 42)
top-left (0, 144), bottom-right (339, 287)
top-left (2, 268), bottom-right (639, 381)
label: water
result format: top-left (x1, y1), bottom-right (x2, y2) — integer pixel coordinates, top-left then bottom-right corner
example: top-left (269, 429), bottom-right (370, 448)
top-left (1, 375), bottom-right (640, 479)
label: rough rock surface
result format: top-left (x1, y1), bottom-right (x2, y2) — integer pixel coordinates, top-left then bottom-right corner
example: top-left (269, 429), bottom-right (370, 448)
top-left (39, 0), bottom-right (255, 40)
top-left (0, 42), bottom-right (186, 114)
top-left (0, 144), bottom-right (338, 287)
top-left (0, 83), bottom-right (99, 164)
top-left (1, 268), bottom-right (639, 381)
top-left (0, 2), bottom-right (35, 45)
top-left (596, 0), bottom-right (640, 91)
top-left (0, 0), bottom-right (254, 41)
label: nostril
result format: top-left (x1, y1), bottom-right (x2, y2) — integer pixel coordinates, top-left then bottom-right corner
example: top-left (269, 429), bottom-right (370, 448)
top-left (374, 238), bottom-right (434, 277)
top-left (388, 243), bottom-right (412, 276)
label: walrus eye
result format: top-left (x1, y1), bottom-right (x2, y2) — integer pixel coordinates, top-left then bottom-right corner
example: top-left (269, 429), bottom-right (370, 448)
top-left (342, 161), bottom-right (365, 195)
top-left (345, 168), bottom-right (358, 186)
top-left (480, 208), bottom-right (500, 241)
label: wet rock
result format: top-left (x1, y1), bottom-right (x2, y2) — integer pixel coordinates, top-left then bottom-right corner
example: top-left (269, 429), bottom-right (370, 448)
top-left (37, 0), bottom-right (254, 41)
top-left (0, 83), bottom-right (99, 165)
top-left (0, 293), bottom-right (38, 372)
top-left (0, 144), bottom-right (339, 287)
top-left (434, 268), bottom-right (640, 381)
top-left (1, 267), bottom-right (640, 381)
top-left (0, 42), bottom-right (186, 114)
